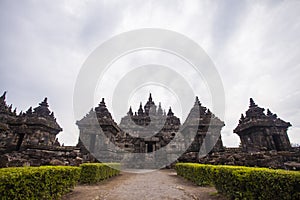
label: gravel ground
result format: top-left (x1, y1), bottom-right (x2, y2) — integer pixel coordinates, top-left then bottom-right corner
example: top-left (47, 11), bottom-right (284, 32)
top-left (62, 169), bottom-right (226, 200)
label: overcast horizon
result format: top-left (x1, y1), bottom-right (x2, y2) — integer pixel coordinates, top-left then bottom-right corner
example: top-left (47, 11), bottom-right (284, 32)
top-left (1, 0), bottom-right (300, 147)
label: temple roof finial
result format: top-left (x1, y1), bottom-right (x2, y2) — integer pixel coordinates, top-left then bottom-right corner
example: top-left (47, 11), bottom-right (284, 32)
top-left (157, 102), bottom-right (163, 115)
top-left (207, 109), bottom-right (212, 115)
top-left (167, 107), bottom-right (174, 116)
top-left (39, 97), bottom-right (49, 107)
top-left (26, 107), bottom-right (32, 115)
top-left (34, 98), bottom-right (51, 116)
top-left (0, 91), bottom-right (7, 100)
top-left (194, 96), bottom-right (200, 106)
top-left (50, 112), bottom-right (55, 118)
top-left (241, 113), bottom-right (245, 119)
top-left (267, 109), bottom-right (272, 116)
top-left (149, 93), bottom-right (152, 102)
top-left (128, 106), bottom-right (133, 116)
top-left (138, 102), bottom-right (144, 116)
top-left (249, 98), bottom-right (257, 108)
top-left (99, 98), bottom-right (106, 107)
top-left (13, 108), bottom-right (17, 115)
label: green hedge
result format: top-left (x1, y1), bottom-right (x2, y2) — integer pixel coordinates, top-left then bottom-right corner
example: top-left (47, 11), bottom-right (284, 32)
top-left (0, 166), bottom-right (80, 200)
top-left (175, 163), bottom-right (300, 200)
top-left (175, 163), bottom-right (215, 186)
top-left (79, 163), bottom-right (120, 184)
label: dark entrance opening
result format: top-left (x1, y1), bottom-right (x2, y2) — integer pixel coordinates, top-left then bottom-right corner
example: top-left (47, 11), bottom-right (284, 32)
top-left (90, 134), bottom-right (96, 153)
top-left (16, 133), bottom-right (25, 151)
top-left (272, 135), bottom-right (282, 151)
top-left (146, 142), bottom-right (154, 153)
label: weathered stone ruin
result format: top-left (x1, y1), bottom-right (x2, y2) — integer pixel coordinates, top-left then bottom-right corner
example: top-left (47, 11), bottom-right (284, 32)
top-left (234, 98), bottom-right (291, 152)
top-left (77, 94), bottom-right (225, 168)
top-left (1, 90), bottom-right (299, 170)
top-left (199, 98), bottom-right (300, 170)
top-left (0, 92), bottom-right (82, 167)
top-left (178, 96), bottom-right (224, 162)
top-left (77, 95), bottom-right (299, 170)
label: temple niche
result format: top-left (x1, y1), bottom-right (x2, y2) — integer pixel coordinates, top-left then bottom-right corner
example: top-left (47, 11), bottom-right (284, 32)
top-left (234, 98), bottom-right (292, 152)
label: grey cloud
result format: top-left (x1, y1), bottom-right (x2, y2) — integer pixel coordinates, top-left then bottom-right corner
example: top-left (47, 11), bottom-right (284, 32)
top-left (1, 0), bottom-right (299, 146)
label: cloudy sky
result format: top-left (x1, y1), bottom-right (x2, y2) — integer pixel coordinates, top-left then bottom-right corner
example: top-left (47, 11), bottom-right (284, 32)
top-left (1, 0), bottom-right (300, 147)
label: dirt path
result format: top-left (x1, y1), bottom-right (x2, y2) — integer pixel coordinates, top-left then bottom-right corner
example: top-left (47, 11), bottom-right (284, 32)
top-left (63, 169), bottom-right (225, 200)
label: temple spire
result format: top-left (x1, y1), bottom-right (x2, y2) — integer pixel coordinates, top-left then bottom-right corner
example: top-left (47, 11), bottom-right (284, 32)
top-left (249, 98), bottom-right (257, 108)
top-left (194, 96), bottom-right (201, 106)
top-left (33, 98), bottom-right (51, 116)
top-left (267, 109), bottom-right (277, 119)
top-left (267, 109), bottom-right (273, 116)
top-left (239, 114), bottom-right (245, 123)
top-left (99, 98), bottom-right (106, 107)
top-left (26, 107), bottom-right (33, 115)
top-left (157, 102), bottom-right (163, 115)
top-left (127, 106), bottom-right (133, 116)
top-left (167, 107), bottom-right (174, 116)
top-left (50, 112), bottom-right (55, 119)
top-left (0, 91), bottom-right (7, 107)
top-left (138, 102), bottom-right (144, 116)
top-left (149, 93), bottom-right (152, 102)
top-left (95, 97), bottom-right (113, 119)
top-left (40, 97), bottom-right (49, 107)
top-left (0, 91), bottom-right (7, 100)
top-left (206, 109), bottom-right (212, 116)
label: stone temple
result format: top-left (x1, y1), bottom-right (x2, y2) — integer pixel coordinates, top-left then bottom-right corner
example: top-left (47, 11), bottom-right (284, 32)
top-left (76, 93), bottom-right (225, 167)
top-left (199, 98), bottom-right (299, 169)
top-left (234, 98), bottom-right (292, 152)
top-left (0, 92), bottom-right (62, 152)
top-left (0, 92), bottom-right (81, 167)
top-left (0, 90), bottom-right (299, 170)
top-left (77, 95), bottom-right (299, 169)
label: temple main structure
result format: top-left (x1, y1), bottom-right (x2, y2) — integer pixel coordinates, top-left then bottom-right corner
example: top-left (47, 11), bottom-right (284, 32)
top-left (76, 94), bottom-right (225, 164)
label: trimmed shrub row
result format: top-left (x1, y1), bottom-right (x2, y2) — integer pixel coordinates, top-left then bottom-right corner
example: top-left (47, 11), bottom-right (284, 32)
top-left (0, 166), bottom-right (81, 200)
top-left (175, 163), bottom-right (300, 200)
top-left (79, 163), bottom-right (120, 184)
top-left (0, 163), bottom-right (121, 199)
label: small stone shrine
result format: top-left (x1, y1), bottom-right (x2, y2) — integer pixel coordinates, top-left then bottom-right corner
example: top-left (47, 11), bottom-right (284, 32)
top-left (0, 92), bottom-right (81, 167)
top-left (234, 98), bottom-right (292, 152)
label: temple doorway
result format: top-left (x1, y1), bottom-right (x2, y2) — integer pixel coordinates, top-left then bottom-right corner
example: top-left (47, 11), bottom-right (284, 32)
top-left (16, 133), bottom-right (25, 151)
top-left (146, 142), bottom-right (155, 153)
